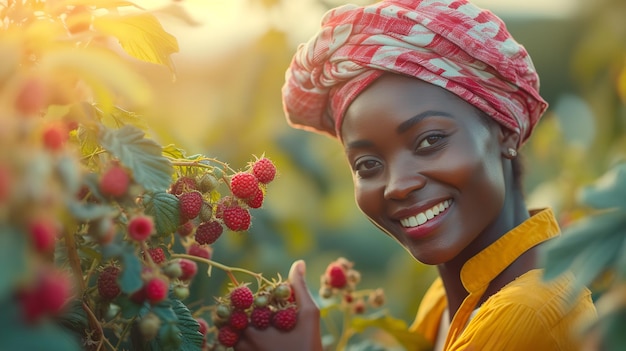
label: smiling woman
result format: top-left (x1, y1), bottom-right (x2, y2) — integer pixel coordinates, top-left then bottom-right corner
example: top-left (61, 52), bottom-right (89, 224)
top-left (233, 0), bottom-right (598, 350)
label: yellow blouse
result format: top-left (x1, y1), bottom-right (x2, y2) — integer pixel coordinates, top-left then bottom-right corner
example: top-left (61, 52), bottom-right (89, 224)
top-left (409, 208), bottom-right (597, 350)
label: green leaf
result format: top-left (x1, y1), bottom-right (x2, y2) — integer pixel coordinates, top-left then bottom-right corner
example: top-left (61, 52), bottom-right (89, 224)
top-left (118, 295), bottom-right (149, 319)
top-left (149, 299), bottom-right (202, 351)
top-left (66, 199), bottom-right (116, 221)
top-left (119, 247), bottom-right (143, 294)
top-left (170, 298), bottom-right (203, 351)
top-left (93, 13), bottom-right (179, 74)
top-left (579, 163), bottom-right (626, 210)
top-left (350, 312), bottom-right (432, 351)
top-left (144, 192), bottom-right (180, 235)
top-left (0, 226), bottom-right (28, 301)
top-left (99, 125), bottom-right (173, 193)
top-left (541, 210), bottom-right (626, 281)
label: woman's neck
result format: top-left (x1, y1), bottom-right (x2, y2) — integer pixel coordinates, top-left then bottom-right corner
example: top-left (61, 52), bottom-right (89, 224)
top-left (436, 189), bottom-right (531, 319)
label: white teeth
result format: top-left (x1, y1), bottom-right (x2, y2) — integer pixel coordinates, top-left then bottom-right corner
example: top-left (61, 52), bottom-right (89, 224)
top-left (399, 200), bottom-right (452, 228)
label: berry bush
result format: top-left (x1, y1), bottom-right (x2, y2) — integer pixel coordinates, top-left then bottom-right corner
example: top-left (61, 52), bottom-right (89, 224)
top-left (0, 2), bottom-right (433, 350)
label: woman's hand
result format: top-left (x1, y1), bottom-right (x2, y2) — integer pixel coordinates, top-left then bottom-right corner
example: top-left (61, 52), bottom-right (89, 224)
top-left (234, 260), bottom-right (323, 351)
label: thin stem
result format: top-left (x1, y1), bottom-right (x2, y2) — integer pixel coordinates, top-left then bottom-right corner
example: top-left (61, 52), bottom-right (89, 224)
top-left (64, 226), bottom-right (86, 292)
top-left (116, 316), bottom-right (137, 350)
top-left (168, 156), bottom-right (236, 174)
top-left (82, 301), bottom-right (104, 351)
top-left (335, 308), bottom-right (355, 351)
top-left (170, 253), bottom-right (272, 285)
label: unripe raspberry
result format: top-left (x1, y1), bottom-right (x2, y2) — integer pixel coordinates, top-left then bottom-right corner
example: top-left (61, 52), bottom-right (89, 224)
top-left (230, 172), bottom-right (259, 199)
top-left (217, 325), bottom-right (239, 348)
top-left (195, 220), bottom-right (223, 245)
top-left (173, 285), bottom-right (189, 300)
top-left (27, 216), bottom-right (58, 254)
top-left (198, 173), bottom-right (219, 193)
top-left (163, 261), bottom-right (183, 279)
top-left (97, 266), bottom-right (121, 300)
top-left (88, 217), bottom-right (116, 245)
top-left (187, 243), bottom-right (212, 260)
top-left (229, 285), bottom-right (254, 310)
top-left (215, 304), bottom-right (232, 321)
top-left (128, 215), bottom-right (154, 241)
top-left (250, 306), bottom-right (272, 330)
top-left (271, 307), bottom-right (298, 332)
top-left (228, 309), bottom-right (249, 330)
top-left (272, 283), bottom-right (292, 301)
top-left (368, 288), bottom-right (385, 308)
top-left (222, 206), bottom-right (251, 232)
top-left (145, 277), bottom-right (168, 304)
top-left (178, 259), bottom-right (198, 281)
top-left (170, 176), bottom-right (197, 196)
top-left (139, 312), bottom-right (161, 341)
top-left (252, 157), bottom-right (276, 184)
top-left (178, 191), bottom-right (203, 221)
top-left (99, 164), bottom-right (130, 198)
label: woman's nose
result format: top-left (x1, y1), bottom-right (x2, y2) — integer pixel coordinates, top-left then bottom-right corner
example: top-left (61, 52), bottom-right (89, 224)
top-left (383, 161), bottom-right (427, 200)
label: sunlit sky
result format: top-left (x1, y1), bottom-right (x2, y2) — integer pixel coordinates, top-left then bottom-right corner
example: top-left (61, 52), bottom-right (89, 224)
top-left (136, 0), bottom-right (583, 61)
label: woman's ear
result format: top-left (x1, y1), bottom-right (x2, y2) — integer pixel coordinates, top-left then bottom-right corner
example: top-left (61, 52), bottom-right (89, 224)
top-left (499, 127), bottom-right (520, 159)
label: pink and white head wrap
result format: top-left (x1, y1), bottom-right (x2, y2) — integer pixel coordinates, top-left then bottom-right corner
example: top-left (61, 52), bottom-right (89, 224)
top-left (281, 0), bottom-right (548, 145)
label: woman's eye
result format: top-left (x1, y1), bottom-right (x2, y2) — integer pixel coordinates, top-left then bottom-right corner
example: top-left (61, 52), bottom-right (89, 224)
top-left (417, 134), bottom-right (444, 149)
top-left (354, 159), bottom-right (381, 176)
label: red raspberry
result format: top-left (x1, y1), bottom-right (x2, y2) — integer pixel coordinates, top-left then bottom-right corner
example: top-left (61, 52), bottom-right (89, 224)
top-left (170, 176), bottom-right (197, 196)
top-left (128, 215), bottom-right (154, 241)
top-left (178, 191), bottom-right (203, 221)
top-left (217, 325), bottom-right (239, 347)
top-left (244, 187), bottom-right (264, 209)
top-left (178, 258), bottom-right (197, 281)
top-left (145, 277), bottom-right (168, 304)
top-left (194, 220), bottom-right (223, 245)
top-left (252, 157), bottom-right (276, 184)
top-left (196, 317), bottom-right (209, 335)
top-left (42, 123), bottom-right (68, 151)
top-left (250, 306), bottom-right (272, 330)
top-left (271, 307), bottom-right (298, 332)
top-left (230, 172), bottom-right (259, 199)
top-left (27, 216), bottom-right (58, 254)
top-left (229, 309), bottom-right (249, 330)
top-left (177, 221), bottom-right (194, 237)
top-left (229, 285), bottom-right (254, 310)
top-left (146, 248), bottom-right (166, 264)
top-left (97, 266), bottom-right (121, 300)
top-left (15, 77), bottom-right (48, 116)
top-left (19, 268), bottom-right (72, 323)
top-left (222, 206), bottom-right (251, 232)
top-left (187, 243), bottom-right (212, 260)
top-left (99, 164), bottom-right (130, 198)
top-left (326, 263), bottom-right (347, 289)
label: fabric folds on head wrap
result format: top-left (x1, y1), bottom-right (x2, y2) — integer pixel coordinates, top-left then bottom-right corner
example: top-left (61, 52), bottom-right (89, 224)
top-left (281, 0), bottom-right (548, 145)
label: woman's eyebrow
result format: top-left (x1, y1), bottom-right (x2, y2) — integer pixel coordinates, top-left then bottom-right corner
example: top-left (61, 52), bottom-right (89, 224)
top-left (397, 110), bottom-right (453, 134)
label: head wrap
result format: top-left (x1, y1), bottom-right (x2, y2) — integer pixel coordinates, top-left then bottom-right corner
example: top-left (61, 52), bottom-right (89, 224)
top-left (281, 0), bottom-right (548, 145)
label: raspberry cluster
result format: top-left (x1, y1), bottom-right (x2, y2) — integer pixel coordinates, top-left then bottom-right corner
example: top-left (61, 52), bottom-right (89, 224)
top-left (209, 282), bottom-right (298, 348)
top-left (319, 257), bottom-right (386, 315)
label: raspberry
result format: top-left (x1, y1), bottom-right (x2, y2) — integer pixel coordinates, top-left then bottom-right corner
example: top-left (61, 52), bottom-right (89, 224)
top-left (273, 283), bottom-right (293, 301)
top-left (230, 172), bottom-right (259, 199)
top-left (187, 243), bottom-right (212, 260)
top-left (178, 258), bottom-right (198, 281)
top-left (139, 312), bottom-right (161, 341)
top-left (42, 123), bottom-right (68, 151)
top-left (19, 268), bottom-right (72, 323)
top-left (222, 205), bottom-right (251, 232)
top-left (128, 215), bottom-right (154, 241)
top-left (99, 164), bottom-right (130, 198)
top-left (229, 309), bottom-right (249, 330)
top-left (250, 306), bottom-right (272, 330)
top-left (15, 77), bottom-right (48, 116)
top-left (146, 248), bottom-right (166, 264)
top-left (145, 277), bottom-right (168, 304)
top-left (229, 285), bottom-right (254, 310)
top-left (170, 176), bottom-right (197, 196)
top-left (195, 221), bottom-right (223, 245)
top-left (217, 325), bottom-right (239, 348)
top-left (27, 216), bottom-right (58, 254)
top-left (177, 221), bottom-right (194, 237)
top-left (326, 263), bottom-right (347, 289)
top-left (272, 307), bottom-right (298, 332)
top-left (97, 266), bottom-right (121, 300)
top-left (198, 173), bottom-right (219, 193)
top-left (252, 157), bottom-right (276, 184)
top-left (244, 186), bottom-right (264, 209)
top-left (196, 317), bottom-right (209, 335)
top-left (178, 191), bottom-right (203, 221)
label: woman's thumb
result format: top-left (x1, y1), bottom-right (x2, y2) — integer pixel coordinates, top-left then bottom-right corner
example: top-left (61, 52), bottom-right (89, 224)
top-left (288, 260), bottom-right (314, 307)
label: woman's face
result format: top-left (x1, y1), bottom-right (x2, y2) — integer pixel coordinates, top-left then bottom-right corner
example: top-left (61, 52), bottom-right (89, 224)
top-left (341, 74), bottom-right (509, 265)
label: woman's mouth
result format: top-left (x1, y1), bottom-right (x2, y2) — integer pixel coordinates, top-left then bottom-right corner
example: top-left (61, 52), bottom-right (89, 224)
top-left (399, 199), bottom-right (452, 228)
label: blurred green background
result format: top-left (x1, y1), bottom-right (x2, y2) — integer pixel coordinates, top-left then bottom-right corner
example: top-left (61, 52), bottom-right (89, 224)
top-left (133, 0), bottom-right (625, 328)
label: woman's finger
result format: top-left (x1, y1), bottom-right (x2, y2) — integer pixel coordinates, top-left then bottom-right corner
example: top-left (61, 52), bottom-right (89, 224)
top-left (288, 260), bottom-right (316, 312)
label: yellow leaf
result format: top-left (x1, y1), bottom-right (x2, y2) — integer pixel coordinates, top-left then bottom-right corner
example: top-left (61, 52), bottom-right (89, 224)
top-left (93, 13), bottom-right (179, 74)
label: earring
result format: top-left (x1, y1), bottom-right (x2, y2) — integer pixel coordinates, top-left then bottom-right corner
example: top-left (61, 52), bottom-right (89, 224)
top-left (507, 148), bottom-right (517, 158)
